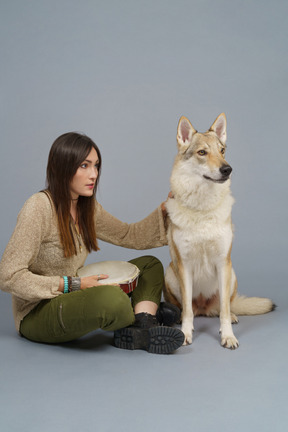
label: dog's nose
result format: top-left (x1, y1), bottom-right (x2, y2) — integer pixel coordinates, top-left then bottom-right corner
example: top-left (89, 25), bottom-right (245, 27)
top-left (220, 165), bottom-right (232, 177)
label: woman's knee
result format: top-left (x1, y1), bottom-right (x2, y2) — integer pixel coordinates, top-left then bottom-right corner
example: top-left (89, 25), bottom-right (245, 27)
top-left (130, 255), bottom-right (163, 271)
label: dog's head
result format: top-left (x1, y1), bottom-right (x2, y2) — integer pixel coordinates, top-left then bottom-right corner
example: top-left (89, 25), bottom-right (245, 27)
top-left (175, 113), bottom-right (232, 184)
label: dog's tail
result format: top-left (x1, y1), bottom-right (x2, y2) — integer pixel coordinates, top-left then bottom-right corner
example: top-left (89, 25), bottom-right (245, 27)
top-left (231, 294), bottom-right (276, 316)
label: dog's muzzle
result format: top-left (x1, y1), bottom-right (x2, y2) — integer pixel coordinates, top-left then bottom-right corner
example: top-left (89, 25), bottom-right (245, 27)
top-left (204, 164), bottom-right (232, 183)
top-left (220, 164), bottom-right (232, 177)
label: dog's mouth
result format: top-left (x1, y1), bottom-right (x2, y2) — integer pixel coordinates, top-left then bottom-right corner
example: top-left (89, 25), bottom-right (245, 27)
top-left (203, 175), bottom-right (230, 183)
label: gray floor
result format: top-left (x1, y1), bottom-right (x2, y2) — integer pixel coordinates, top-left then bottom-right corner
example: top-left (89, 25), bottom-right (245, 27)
top-left (1, 269), bottom-right (287, 432)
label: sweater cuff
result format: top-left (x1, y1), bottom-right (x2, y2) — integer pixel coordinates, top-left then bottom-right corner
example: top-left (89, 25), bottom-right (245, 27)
top-left (157, 205), bottom-right (168, 246)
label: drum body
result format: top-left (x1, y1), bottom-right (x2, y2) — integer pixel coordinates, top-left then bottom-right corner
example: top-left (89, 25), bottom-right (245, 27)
top-left (77, 261), bottom-right (140, 294)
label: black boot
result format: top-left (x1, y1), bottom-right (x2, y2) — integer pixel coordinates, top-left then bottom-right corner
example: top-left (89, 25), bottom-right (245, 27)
top-left (156, 302), bottom-right (181, 326)
top-left (114, 312), bottom-right (184, 354)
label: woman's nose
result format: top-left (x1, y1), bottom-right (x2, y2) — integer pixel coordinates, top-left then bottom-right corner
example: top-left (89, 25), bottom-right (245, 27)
top-left (89, 167), bottom-right (98, 179)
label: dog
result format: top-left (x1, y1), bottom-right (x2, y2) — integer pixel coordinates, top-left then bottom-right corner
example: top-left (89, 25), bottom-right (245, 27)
top-left (164, 113), bottom-right (274, 349)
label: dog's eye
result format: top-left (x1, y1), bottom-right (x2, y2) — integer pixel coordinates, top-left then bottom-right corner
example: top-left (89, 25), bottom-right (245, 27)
top-left (198, 150), bottom-right (207, 156)
top-left (220, 148), bottom-right (225, 154)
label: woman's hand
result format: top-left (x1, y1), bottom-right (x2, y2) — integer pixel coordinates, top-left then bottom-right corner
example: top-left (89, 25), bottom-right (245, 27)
top-left (58, 274), bottom-right (113, 292)
top-left (80, 274), bottom-right (110, 289)
top-left (161, 192), bottom-right (174, 218)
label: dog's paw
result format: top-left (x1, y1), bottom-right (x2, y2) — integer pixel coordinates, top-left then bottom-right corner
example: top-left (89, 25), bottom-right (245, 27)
top-left (181, 324), bottom-right (193, 345)
top-left (183, 333), bottom-right (193, 345)
top-left (221, 335), bottom-right (239, 350)
top-left (230, 313), bottom-right (239, 324)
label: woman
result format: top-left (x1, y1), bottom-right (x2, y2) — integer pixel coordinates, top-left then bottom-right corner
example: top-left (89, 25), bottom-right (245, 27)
top-left (0, 132), bottom-right (184, 354)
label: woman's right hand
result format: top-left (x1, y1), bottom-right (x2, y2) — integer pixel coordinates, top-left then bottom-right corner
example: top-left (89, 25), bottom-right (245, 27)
top-left (80, 274), bottom-right (109, 289)
top-left (59, 274), bottom-right (118, 292)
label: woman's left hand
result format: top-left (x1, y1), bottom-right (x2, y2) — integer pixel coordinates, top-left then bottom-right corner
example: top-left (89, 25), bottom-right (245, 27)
top-left (161, 192), bottom-right (173, 218)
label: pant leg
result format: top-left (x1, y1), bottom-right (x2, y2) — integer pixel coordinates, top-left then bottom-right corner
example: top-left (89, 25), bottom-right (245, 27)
top-left (129, 255), bottom-right (164, 308)
top-left (20, 284), bottom-right (135, 344)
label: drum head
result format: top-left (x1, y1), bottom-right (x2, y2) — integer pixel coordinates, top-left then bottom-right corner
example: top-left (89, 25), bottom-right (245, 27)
top-left (77, 260), bottom-right (140, 285)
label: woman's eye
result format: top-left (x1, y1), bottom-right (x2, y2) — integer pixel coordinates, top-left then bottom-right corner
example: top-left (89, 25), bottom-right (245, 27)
top-left (80, 163), bottom-right (87, 168)
top-left (198, 150), bottom-right (207, 156)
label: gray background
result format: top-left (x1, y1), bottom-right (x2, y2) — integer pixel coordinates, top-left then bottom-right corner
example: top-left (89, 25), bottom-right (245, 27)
top-left (0, 1), bottom-right (287, 431)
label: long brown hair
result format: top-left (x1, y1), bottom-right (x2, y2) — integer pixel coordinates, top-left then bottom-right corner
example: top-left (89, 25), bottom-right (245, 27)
top-left (46, 132), bottom-right (101, 257)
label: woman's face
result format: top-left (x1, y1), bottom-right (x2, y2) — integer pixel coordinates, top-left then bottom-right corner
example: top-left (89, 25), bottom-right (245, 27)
top-left (70, 147), bottom-right (99, 200)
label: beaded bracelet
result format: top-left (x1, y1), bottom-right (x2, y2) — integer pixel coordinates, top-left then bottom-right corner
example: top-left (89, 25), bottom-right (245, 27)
top-left (68, 276), bottom-right (72, 292)
top-left (63, 276), bottom-right (69, 294)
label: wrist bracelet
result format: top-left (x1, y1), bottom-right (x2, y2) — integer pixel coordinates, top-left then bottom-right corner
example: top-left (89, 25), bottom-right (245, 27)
top-left (63, 276), bottom-right (69, 294)
top-left (69, 277), bottom-right (81, 292)
top-left (68, 276), bottom-right (72, 292)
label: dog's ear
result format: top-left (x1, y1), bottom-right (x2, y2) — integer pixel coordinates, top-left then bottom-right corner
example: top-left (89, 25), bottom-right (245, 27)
top-left (177, 116), bottom-right (197, 152)
top-left (209, 113), bottom-right (227, 144)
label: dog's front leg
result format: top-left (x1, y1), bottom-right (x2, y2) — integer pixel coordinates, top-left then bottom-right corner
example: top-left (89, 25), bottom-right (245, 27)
top-left (217, 261), bottom-right (239, 349)
top-left (179, 263), bottom-right (194, 345)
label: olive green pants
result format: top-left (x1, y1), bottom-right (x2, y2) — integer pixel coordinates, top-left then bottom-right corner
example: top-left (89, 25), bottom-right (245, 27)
top-left (20, 256), bottom-right (164, 343)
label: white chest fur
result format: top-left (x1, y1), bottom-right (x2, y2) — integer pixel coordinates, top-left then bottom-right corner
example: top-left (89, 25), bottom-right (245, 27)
top-left (166, 191), bottom-right (234, 296)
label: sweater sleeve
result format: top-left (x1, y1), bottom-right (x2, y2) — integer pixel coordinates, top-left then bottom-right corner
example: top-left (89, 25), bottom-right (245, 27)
top-left (0, 194), bottom-right (61, 301)
top-left (95, 202), bottom-right (168, 249)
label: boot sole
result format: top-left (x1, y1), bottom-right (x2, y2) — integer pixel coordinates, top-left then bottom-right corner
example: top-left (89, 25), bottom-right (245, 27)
top-left (114, 326), bottom-right (184, 354)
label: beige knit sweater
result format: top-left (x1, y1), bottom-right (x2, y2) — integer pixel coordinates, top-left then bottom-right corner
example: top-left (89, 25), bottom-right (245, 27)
top-left (0, 192), bottom-right (167, 331)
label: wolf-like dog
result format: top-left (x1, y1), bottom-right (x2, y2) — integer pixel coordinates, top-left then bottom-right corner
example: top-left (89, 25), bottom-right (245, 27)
top-left (164, 113), bottom-right (274, 349)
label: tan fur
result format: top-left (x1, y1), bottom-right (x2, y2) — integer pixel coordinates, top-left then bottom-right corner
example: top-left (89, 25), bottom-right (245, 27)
top-left (164, 114), bottom-right (274, 349)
